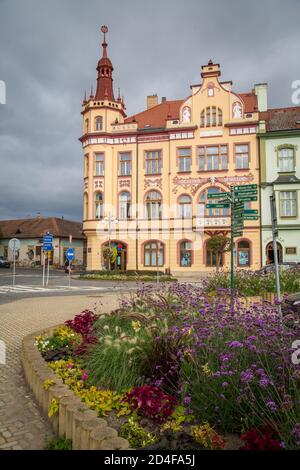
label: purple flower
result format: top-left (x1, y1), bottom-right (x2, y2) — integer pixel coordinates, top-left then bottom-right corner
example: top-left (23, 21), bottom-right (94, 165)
top-left (222, 381), bottom-right (229, 388)
top-left (183, 395), bottom-right (192, 405)
top-left (241, 369), bottom-right (254, 383)
top-left (228, 341), bottom-right (243, 348)
top-left (266, 400), bottom-right (277, 412)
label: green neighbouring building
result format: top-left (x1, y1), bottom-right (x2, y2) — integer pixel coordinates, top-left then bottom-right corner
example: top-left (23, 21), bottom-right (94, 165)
top-left (259, 105), bottom-right (300, 265)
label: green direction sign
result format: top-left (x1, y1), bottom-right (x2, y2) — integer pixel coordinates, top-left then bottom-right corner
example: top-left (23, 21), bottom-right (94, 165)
top-left (206, 203), bottom-right (230, 209)
top-left (244, 209), bottom-right (258, 214)
top-left (233, 231), bottom-right (243, 237)
top-left (233, 184), bottom-right (257, 191)
top-left (244, 215), bottom-right (259, 220)
top-left (207, 192), bottom-right (230, 199)
top-left (234, 196), bottom-right (257, 202)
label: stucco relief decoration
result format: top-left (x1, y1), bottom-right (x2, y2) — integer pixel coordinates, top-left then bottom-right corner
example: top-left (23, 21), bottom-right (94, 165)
top-left (144, 178), bottom-right (163, 190)
top-left (94, 179), bottom-right (104, 189)
top-left (172, 173), bottom-right (254, 195)
top-left (181, 106), bottom-right (191, 123)
top-left (119, 179), bottom-right (131, 189)
top-left (84, 181), bottom-right (88, 190)
top-left (233, 101), bottom-right (242, 119)
top-left (201, 82), bottom-right (219, 96)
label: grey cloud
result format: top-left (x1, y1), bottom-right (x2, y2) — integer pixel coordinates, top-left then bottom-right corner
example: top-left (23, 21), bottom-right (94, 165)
top-left (0, 0), bottom-right (299, 221)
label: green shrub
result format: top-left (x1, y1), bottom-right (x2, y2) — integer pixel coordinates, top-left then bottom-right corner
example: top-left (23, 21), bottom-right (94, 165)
top-left (45, 436), bottom-right (72, 450)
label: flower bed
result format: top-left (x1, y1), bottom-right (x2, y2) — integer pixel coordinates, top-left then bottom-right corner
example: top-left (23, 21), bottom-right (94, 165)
top-left (33, 284), bottom-right (300, 450)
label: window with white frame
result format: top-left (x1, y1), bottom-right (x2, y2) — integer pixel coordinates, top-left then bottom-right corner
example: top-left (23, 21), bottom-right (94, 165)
top-left (145, 191), bottom-right (162, 220)
top-left (178, 195), bottom-right (192, 218)
top-left (280, 191), bottom-right (297, 217)
top-left (95, 153), bottom-right (104, 176)
top-left (119, 191), bottom-right (131, 219)
top-left (95, 192), bottom-right (103, 219)
top-left (95, 116), bottom-right (103, 131)
top-left (145, 150), bottom-right (162, 175)
top-left (235, 144), bottom-right (249, 169)
top-left (119, 153), bottom-right (132, 176)
top-left (278, 147), bottom-right (295, 172)
top-left (178, 148), bottom-right (191, 172)
top-left (198, 145), bottom-right (228, 171)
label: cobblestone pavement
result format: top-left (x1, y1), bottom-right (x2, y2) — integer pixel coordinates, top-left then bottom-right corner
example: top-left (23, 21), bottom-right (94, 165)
top-left (0, 292), bottom-right (121, 449)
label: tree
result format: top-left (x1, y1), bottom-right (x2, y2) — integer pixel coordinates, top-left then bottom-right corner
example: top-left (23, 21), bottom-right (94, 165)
top-left (102, 245), bottom-right (117, 271)
top-left (206, 234), bottom-right (230, 271)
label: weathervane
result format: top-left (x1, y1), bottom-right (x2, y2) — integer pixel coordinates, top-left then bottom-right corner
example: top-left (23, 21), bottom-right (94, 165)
top-left (101, 25), bottom-right (108, 42)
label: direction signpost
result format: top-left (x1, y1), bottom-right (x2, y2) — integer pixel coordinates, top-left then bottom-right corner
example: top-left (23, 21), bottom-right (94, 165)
top-left (206, 184), bottom-right (259, 301)
top-left (8, 238), bottom-right (20, 286)
top-left (270, 193), bottom-right (281, 318)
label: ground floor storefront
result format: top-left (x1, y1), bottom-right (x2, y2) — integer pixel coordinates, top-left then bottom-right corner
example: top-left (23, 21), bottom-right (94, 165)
top-left (84, 229), bottom-right (261, 273)
top-left (261, 228), bottom-right (300, 266)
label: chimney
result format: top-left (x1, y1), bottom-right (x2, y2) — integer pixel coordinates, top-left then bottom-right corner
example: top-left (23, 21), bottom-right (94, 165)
top-left (161, 96), bottom-right (166, 103)
top-left (254, 83), bottom-right (268, 112)
top-left (147, 94), bottom-right (158, 109)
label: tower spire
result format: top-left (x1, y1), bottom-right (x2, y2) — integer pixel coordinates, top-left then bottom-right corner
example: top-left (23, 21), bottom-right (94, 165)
top-left (95, 25), bottom-right (115, 101)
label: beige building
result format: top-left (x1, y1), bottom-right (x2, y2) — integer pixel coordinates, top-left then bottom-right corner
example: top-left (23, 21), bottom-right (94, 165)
top-left (81, 27), bottom-right (263, 273)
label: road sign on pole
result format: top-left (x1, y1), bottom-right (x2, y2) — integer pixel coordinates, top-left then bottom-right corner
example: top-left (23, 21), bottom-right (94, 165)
top-left (244, 209), bottom-right (258, 215)
top-left (8, 238), bottom-right (20, 286)
top-left (207, 192), bottom-right (230, 199)
top-left (206, 203), bottom-right (230, 209)
top-left (234, 184), bottom-right (258, 191)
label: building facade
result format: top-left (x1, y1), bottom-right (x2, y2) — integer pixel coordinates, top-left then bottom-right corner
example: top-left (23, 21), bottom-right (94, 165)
top-left (81, 27), bottom-right (263, 273)
top-left (259, 107), bottom-right (300, 265)
top-left (0, 217), bottom-right (85, 267)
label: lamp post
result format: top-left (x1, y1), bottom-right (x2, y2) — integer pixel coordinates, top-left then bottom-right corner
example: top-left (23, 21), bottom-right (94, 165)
top-left (101, 213), bottom-right (118, 270)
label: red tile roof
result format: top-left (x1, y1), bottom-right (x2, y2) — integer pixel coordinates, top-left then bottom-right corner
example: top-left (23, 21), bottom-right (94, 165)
top-left (0, 217), bottom-right (84, 240)
top-left (260, 106), bottom-right (300, 131)
top-left (125, 100), bottom-right (184, 129)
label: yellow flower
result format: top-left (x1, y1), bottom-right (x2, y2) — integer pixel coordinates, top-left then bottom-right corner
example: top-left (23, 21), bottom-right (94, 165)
top-left (131, 320), bottom-right (141, 332)
top-left (201, 363), bottom-right (213, 377)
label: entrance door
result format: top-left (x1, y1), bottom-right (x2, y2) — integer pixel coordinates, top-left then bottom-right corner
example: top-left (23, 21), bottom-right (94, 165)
top-left (104, 241), bottom-right (127, 272)
top-left (266, 241), bottom-right (282, 264)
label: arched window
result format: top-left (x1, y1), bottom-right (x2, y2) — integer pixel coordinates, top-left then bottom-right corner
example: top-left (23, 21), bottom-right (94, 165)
top-left (198, 187), bottom-right (229, 217)
top-left (84, 193), bottom-right (88, 220)
top-left (95, 116), bottom-right (103, 131)
top-left (119, 191), bottom-right (131, 219)
top-left (237, 240), bottom-right (250, 267)
top-left (178, 195), bottom-right (192, 218)
top-left (200, 107), bottom-right (222, 127)
top-left (95, 192), bottom-right (103, 219)
top-left (145, 191), bottom-right (162, 220)
top-left (179, 240), bottom-right (192, 267)
top-left (144, 241), bottom-right (164, 267)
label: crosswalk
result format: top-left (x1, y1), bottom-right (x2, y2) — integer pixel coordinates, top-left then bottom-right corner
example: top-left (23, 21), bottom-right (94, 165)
top-left (0, 284), bottom-right (114, 294)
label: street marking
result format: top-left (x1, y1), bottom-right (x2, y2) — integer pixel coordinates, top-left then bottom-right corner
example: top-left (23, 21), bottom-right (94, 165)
top-left (0, 285), bottom-right (116, 294)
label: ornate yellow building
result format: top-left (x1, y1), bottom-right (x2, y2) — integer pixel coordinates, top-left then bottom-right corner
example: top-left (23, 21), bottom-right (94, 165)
top-left (81, 26), bottom-right (262, 273)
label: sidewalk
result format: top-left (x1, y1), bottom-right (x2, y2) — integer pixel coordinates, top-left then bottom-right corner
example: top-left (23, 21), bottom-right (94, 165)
top-left (0, 292), bottom-right (121, 450)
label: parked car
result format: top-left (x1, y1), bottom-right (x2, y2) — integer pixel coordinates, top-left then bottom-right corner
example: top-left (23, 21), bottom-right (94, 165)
top-left (0, 256), bottom-right (10, 268)
top-left (255, 262), bottom-right (299, 275)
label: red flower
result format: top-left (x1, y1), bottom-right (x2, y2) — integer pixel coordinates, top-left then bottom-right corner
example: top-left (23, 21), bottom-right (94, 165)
top-left (240, 425), bottom-right (282, 451)
top-left (123, 385), bottom-right (178, 422)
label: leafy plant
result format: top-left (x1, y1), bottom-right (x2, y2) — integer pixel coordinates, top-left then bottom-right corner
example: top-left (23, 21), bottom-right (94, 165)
top-left (206, 235), bottom-right (230, 272)
top-left (124, 385), bottom-right (178, 422)
top-left (119, 417), bottom-right (158, 448)
top-left (45, 436), bottom-right (72, 450)
top-left (48, 398), bottom-right (59, 417)
top-left (239, 425), bottom-right (282, 450)
top-left (191, 422), bottom-right (225, 449)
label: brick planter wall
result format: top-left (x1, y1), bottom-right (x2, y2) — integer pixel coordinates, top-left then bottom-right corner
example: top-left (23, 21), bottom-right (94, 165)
top-left (21, 327), bottom-right (129, 450)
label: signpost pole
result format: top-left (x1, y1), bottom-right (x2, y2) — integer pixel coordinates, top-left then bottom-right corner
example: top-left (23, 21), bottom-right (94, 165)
top-left (69, 260), bottom-right (71, 288)
top-left (42, 251), bottom-right (45, 287)
top-left (270, 193), bottom-right (282, 318)
top-left (230, 186), bottom-right (235, 304)
top-left (46, 252), bottom-right (50, 286)
top-left (12, 243), bottom-right (16, 286)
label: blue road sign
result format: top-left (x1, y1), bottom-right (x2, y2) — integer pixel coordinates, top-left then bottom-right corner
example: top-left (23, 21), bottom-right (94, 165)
top-left (43, 243), bottom-right (53, 251)
top-left (66, 248), bottom-right (75, 261)
top-left (43, 233), bottom-right (53, 244)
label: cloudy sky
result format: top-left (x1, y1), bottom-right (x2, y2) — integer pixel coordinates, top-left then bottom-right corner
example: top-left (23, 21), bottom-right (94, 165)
top-left (0, 0), bottom-right (299, 221)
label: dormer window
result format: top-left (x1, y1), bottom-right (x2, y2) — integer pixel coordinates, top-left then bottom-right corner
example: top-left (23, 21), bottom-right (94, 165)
top-left (95, 116), bottom-right (103, 131)
top-left (200, 107), bottom-right (222, 127)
